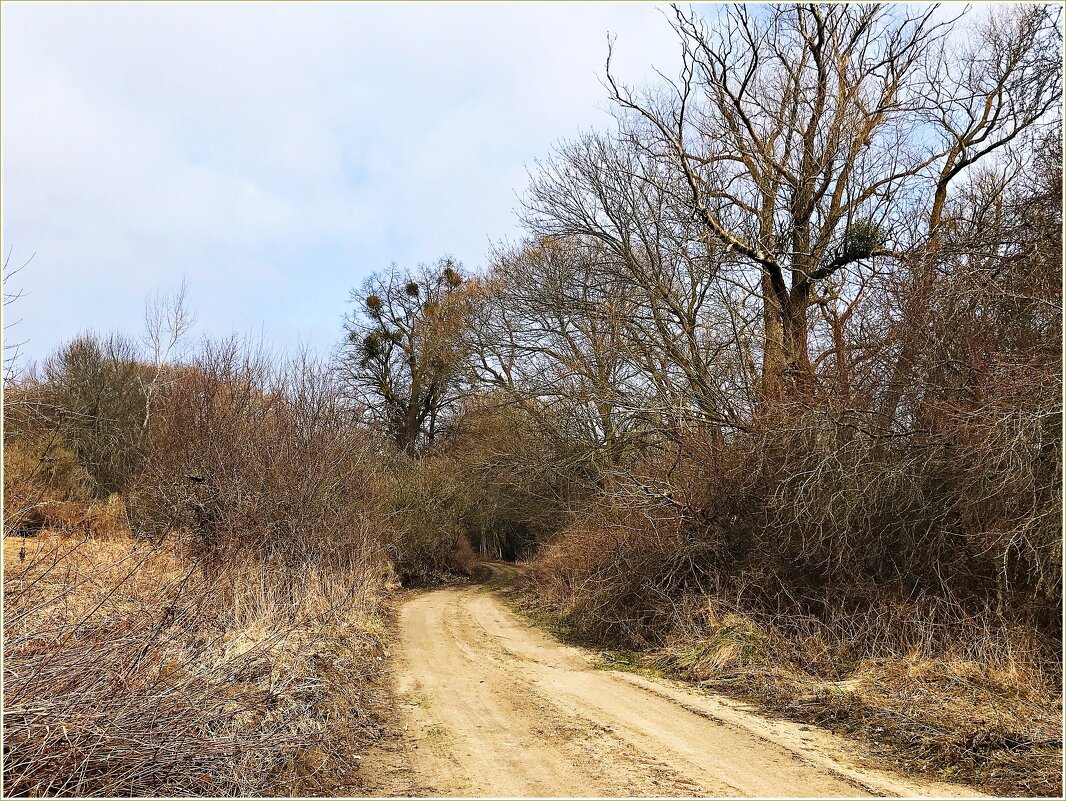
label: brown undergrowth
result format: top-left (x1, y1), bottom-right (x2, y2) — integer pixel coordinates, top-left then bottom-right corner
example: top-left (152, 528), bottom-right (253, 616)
top-left (514, 574), bottom-right (1062, 798)
top-left (3, 530), bottom-right (393, 797)
top-left (656, 604), bottom-right (1062, 797)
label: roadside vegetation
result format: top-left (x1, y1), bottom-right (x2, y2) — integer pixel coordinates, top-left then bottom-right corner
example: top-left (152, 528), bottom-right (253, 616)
top-left (3, 300), bottom-right (472, 795)
top-left (4, 2), bottom-right (1062, 797)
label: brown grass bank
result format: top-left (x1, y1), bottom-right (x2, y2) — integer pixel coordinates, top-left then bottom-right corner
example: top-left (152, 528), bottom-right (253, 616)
top-left (3, 529), bottom-right (393, 797)
top-left (516, 567), bottom-right (1062, 798)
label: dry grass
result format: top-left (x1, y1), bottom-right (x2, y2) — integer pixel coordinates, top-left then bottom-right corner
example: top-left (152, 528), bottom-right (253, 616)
top-left (3, 529), bottom-right (392, 797)
top-left (515, 570), bottom-right (1062, 796)
top-left (646, 599), bottom-right (1064, 798)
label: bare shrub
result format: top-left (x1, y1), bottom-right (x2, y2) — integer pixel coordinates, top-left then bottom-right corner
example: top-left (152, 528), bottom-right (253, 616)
top-left (536, 397), bottom-right (1061, 649)
top-left (443, 395), bottom-right (598, 560)
top-left (379, 453), bottom-right (476, 585)
top-left (38, 333), bottom-right (149, 496)
top-left (129, 339), bottom-right (387, 575)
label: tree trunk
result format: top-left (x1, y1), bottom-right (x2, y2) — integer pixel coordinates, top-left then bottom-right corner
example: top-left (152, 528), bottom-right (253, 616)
top-left (395, 404), bottom-right (421, 456)
top-left (760, 272), bottom-right (786, 400)
top-left (784, 281), bottom-right (814, 398)
top-left (761, 271), bottom-right (814, 404)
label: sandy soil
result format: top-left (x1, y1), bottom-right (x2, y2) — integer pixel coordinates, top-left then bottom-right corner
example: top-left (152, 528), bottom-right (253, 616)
top-left (359, 572), bottom-right (984, 798)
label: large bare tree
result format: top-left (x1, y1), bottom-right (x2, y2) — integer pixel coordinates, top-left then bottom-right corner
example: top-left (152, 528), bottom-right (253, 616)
top-left (599, 3), bottom-right (1060, 407)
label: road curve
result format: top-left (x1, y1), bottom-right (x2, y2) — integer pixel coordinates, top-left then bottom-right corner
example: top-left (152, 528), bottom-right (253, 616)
top-left (359, 574), bottom-right (982, 798)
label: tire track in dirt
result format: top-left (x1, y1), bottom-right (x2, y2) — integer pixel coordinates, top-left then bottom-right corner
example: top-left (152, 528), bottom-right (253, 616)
top-left (359, 573), bottom-right (984, 798)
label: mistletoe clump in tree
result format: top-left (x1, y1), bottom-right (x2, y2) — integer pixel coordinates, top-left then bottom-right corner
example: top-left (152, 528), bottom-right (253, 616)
top-left (341, 258), bottom-right (470, 456)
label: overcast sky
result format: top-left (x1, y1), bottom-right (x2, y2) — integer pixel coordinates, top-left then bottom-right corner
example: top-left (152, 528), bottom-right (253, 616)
top-left (2, 1), bottom-right (683, 366)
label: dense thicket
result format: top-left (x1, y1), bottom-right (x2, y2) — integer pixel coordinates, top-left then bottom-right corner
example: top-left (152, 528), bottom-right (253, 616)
top-left (439, 3), bottom-right (1063, 648)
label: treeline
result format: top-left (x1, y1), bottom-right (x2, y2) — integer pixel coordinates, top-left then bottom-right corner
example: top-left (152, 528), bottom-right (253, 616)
top-left (337, 2), bottom-right (1062, 640)
top-left (11, 0), bottom-right (1060, 654)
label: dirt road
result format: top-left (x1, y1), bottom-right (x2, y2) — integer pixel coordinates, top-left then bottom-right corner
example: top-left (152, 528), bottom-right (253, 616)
top-left (360, 570), bottom-right (981, 798)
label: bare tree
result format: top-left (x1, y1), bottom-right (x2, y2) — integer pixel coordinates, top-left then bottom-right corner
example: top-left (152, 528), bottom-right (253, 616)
top-left (473, 236), bottom-right (645, 463)
top-left (3, 248), bottom-right (34, 385)
top-left (601, 3), bottom-right (1018, 404)
top-left (140, 278), bottom-right (194, 430)
top-left (339, 258), bottom-right (471, 456)
top-left (878, 3), bottom-right (1063, 426)
top-left (522, 132), bottom-right (761, 431)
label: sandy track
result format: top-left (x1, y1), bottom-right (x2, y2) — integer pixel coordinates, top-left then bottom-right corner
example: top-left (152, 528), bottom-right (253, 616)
top-left (360, 575), bottom-right (982, 798)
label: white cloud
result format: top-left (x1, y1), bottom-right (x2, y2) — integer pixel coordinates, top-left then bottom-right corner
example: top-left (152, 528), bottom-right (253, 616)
top-left (2, 1), bottom-right (682, 365)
